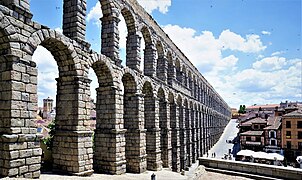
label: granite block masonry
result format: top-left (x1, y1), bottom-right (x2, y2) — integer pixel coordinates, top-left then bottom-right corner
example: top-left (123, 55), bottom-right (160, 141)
top-left (0, 0), bottom-right (231, 178)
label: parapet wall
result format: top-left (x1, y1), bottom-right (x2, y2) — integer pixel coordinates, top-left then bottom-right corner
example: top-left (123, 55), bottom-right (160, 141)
top-left (199, 157), bottom-right (302, 180)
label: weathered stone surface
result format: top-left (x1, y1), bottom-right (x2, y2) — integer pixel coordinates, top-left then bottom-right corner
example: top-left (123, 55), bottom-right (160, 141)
top-left (0, 0), bottom-right (231, 178)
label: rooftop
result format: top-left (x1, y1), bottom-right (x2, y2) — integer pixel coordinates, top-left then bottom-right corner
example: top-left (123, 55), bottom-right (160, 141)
top-left (283, 108), bottom-right (302, 118)
top-left (240, 130), bottom-right (264, 136)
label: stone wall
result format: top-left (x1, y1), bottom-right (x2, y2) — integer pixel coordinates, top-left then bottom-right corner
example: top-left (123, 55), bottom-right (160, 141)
top-left (199, 157), bottom-right (302, 180)
top-left (0, 0), bottom-right (231, 178)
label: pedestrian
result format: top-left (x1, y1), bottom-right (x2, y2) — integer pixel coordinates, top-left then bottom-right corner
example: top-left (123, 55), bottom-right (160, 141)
top-left (206, 152), bottom-right (208, 157)
top-left (213, 152), bottom-right (216, 158)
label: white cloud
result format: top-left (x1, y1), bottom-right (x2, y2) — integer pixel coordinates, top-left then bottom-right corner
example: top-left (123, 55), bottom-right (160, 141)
top-left (162, 24), bottom-right (222, 72)
top-left (86, 0), bottom-right (171, 24)
top-left (219, 29), bottom-right (266, 53)
top-left (271, 51), bottom-right (285, 56)
top-left (252, 56), bottom-right (287, 71)
top-left (261, 31), bottom-right (271, 35)
top-left (162, 25), bottom-right (267, 74)
top-left (86, 1), bottom-right (102, 24)
top-left (215, 57), bottom-right (302, 108)
top-left (137, 0), bottom-right (171, 14)
top-left (162, 24), bottom-right (300, 108)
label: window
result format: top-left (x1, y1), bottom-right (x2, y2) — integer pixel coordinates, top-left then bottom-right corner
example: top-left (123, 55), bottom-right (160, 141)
top-left (256, 137), bottom-right (261, 142)
top-left (286, 121), bottom-right (291, 128)
top-left (287, 141), bottom-right (291, 149)
top-left (286, 131), bottom-right (291, 139)
top-left (298, 132), bottom-right (302, 139)
top-left (246, 137), bottom-right (251, 141)
top-left (260, 125), bottom-right (265, 129)
top-left (270, 139), bottom-right (276, 146)
top-left (299, 142), bottom-right (302, 150)
top-left (269, 131), bottom-right (276, 138)
top-left (298, 121), bottom-right (302, 128)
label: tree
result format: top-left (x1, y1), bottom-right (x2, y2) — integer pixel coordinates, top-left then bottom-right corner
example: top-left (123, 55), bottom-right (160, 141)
top-left (242, 105), bottom-right (246, 113)
top-left (238, 105), bottom-right (246, 114)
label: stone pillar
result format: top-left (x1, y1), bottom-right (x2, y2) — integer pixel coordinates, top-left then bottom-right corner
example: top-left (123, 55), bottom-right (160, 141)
top-left (0, 57), bottom-right (42, 178)
top-left (145, 96), bottom-right (162, 171)
top-left (176, 69), bottom-right (182, 83)
top-left (63, 0), bottom-right (87, 42)
top-left (157, 56), bottom-right (168, 83)
top-left (124, 93), bottom-right (147, 173)
top-left (52, 77), bottom-right (93, 176)
top-left (126, 34), bottom-right (141, 71)
top-left (170, 103), bottom-right (180, 172)
top-left (191, 108), bottom-right (196, 163)
top-left (196, 109), bottom-right (200, 159)
top-left (101, 15), bottom-right (121, 66)
top-left (0, 0), bottom-right (32, 19)
top-left (182, 73), bottom-right (187, 87)
top-left (144, 44), bottom-right (157, 77)
top-left (167, 60), bottom-right (176, 85)
top-left (159, 100), bottom-right (171, 168)
top-left (178, 105), bottom-right (187, 170)
top-left (205, 111), bottom-right (209, 152)
top-left (185, 107), bottom-right (192, 167)
top-left (202, 111), bottom-right (206, 156)
top-left (199, 110), bottom-right (203, 156)
top-left (94, 86), bottom-right (126, 174)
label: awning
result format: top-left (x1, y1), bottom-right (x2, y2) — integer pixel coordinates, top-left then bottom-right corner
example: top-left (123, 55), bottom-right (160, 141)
top-left (237, 150), bottom-right (284, 161)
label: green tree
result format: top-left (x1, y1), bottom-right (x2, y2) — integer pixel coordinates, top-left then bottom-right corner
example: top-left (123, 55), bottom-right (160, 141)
top-left (238, 105), bottom-right (246, 114)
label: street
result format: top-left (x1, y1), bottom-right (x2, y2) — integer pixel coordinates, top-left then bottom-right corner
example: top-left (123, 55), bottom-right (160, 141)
top-left (206, 119), bottom-right (240, 160)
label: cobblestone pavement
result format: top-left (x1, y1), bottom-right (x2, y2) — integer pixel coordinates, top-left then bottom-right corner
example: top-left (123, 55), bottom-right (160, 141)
top-left (36, 165), bottom-right (252, 180)
top-left (38, 171), bottom-right (252, 180)
top-left (202, 171), bottom-right (252, 180)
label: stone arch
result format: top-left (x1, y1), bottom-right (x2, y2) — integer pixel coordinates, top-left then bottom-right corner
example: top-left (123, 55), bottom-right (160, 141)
top-left (140, 26), bottom-right (156, 76)
top-left (100, 0), bottom-right (121, 63)
top-left (120, 7), bottom-right (142, 71)
top-left (92, 58), bottom-right (126, 174)
top-left (157, 87), bottom-right (171, 168)
top-left (168, 91), bottom-right (180, 172)
top-left (122, 72), bottom-right (147, 172)
top-left (192, 102), bottom-right (198, 162)
top-left (188, 70), bottom-right (192, 90)
top-left (192, 75), bottom-right (196, 99)
top-left (24, 29), bottom-right (79, 76)
top-left (156, 41), bottom-right (167, 82)
top-left (175, 58), bottom-right (182, 83)
top-left (19, 28), bottom-right (92, 175)
top-left (167, 51), bottom-right (175, 85)
top-left (121, 7), bottom-right (137, 35)
top-left (181, 64), bottom-right (187, 87)
top-left (142, 81), bottom-right (162, 170)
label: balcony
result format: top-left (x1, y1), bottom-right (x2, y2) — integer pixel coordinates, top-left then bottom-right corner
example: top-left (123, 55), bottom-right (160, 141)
top-left (245, 141), bottom-right (261, 145)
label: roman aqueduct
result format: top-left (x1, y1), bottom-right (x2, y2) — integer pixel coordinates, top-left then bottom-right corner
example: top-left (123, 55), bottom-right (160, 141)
top-left (0, 0), bottom-right (231, 178)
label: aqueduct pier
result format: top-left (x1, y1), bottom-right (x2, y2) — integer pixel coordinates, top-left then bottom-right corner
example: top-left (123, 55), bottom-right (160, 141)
top-left (0, 0), bottom-right (231, 178)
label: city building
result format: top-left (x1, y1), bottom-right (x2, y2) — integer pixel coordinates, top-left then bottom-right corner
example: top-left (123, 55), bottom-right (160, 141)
top-left (281, 108), bottom-right (302, 162)
top-left (280, 101), bottom-right (302, 109)
top-left (246, 104), bottom-right (279, 114)
top-left (263, 116), bottom-right (282, 153)
top-left (42, 97), bottom-right (54, 119)
top-left (239, 117), bottom-right (267, 151)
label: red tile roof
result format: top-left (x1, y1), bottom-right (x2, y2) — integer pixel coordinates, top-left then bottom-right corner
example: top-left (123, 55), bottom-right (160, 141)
top-left (240, 130), bottom-right (263, 136)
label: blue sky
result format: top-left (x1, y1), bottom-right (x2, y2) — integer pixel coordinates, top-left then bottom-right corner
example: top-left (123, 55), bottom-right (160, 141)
top-left (30, 0), bottom-right (301, 109)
